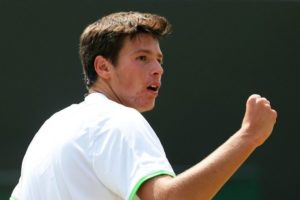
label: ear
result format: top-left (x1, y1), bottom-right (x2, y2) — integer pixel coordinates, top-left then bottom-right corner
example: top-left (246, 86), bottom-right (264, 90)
top-left (94, 55), bottom-right (112, 80)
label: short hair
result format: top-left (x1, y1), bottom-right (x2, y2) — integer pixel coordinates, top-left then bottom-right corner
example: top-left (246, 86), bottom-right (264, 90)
top-left (79, 11), bottom-right (172, 88)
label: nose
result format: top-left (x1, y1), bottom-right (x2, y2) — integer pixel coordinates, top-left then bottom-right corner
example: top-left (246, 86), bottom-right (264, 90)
top-left (152, 61), bottom-right (164, 77)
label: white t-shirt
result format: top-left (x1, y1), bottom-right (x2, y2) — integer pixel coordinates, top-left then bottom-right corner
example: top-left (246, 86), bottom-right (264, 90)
top-left (11, 93), bottom-right (175, 200)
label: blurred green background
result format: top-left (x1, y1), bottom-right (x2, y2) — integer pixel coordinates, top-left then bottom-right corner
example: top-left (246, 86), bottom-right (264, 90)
top-left (1, 0), bottom-right (299, 199)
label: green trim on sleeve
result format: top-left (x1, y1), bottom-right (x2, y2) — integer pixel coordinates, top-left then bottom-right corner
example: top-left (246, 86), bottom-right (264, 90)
top-left (128, 170), bottom-right (176, 200)
top-left (9, 196), bottom-right (17, 200)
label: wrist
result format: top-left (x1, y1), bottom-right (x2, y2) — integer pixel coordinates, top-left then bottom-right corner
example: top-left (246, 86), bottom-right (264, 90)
top-left (233, 128), bottom-right (261, 149)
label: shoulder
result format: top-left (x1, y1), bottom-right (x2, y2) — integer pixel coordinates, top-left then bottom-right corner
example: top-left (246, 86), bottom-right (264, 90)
top-left (114, 106), bottom-right (146, 126)
top-left (108, 106), bottom-right (153, 139)
top-left (87, 93), bottom-right (150, 127)
top-left (82, 93), bottom-right (154, 137)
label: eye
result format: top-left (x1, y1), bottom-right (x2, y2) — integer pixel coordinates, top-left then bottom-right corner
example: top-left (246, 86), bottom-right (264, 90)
top-left (157, 58), bottom-right (163, 65)
top-left (137, 55), bottom-right (147, 62)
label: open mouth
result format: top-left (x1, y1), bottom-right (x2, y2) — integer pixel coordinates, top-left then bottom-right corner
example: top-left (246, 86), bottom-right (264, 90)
top-left (147, 85), bottom-right (159, 92)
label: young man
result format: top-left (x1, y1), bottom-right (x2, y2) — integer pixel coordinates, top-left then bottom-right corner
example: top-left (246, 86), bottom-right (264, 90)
top-left (11, 11), bottom-right (277, 200)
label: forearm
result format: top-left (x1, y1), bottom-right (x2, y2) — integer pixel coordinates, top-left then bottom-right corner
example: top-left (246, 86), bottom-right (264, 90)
top-left (138, 95), bottom-right (277, 200)
top-left (167, 130), bottom-right (258, 200)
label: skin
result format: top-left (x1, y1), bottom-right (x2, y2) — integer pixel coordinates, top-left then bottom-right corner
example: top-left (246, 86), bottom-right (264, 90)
top-left (90, 33), bottom-right (277, 200)
top-left (138, 94), bottom-right (277, 200)
top-left (90, 33), bottom-right (164, 113)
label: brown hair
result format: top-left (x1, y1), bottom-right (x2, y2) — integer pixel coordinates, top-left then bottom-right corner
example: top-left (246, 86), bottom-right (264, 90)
top-left (79, 11), bottom-right (172, 88)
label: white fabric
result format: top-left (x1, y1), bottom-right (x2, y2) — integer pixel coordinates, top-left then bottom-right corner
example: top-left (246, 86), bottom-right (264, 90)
top-left (11, 93), bottom-right (174, 200)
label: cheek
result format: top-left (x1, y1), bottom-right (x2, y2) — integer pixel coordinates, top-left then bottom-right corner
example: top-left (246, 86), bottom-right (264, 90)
top-left (120, 76), bottom-right (136, 89)
top-left (114, 64), bottom-right (146, 93)
top-left (114, 75), bottom-right (137, 97)
top-left (122, 70), bottom-right (145, 88)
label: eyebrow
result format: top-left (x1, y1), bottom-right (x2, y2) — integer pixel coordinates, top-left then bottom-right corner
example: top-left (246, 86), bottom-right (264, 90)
top-left (133, 49), bottom-right (163, 59)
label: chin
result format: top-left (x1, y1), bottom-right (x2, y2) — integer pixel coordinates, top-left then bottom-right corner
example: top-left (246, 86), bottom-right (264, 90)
top-left (138, 103), bottom-right (155, 113)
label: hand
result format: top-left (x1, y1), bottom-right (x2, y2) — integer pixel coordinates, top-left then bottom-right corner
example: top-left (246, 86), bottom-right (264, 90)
top-left (240, 94), bottom-right (277, 147)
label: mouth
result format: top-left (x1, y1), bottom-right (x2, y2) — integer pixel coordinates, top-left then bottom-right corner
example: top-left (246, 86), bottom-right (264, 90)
top-left (147, 84), bottom-right (160, 93)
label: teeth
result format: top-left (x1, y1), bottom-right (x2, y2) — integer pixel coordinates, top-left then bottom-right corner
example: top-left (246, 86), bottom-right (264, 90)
top-left (148, 85), bottom-right (158, 91)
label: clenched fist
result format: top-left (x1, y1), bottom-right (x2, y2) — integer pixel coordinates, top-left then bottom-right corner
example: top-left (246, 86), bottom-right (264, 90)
top-left (241, 94), bottom-right (277, 147)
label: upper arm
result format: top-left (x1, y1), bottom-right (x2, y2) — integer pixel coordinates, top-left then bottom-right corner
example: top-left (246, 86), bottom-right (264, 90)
top-left (92, 109), bottom-right (175, 199)
top-left (137, 175), bottom-right (173, 200)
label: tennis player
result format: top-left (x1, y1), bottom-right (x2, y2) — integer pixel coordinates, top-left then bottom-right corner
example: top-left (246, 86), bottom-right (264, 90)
top-left (10, 11), bottom-right (277, 200)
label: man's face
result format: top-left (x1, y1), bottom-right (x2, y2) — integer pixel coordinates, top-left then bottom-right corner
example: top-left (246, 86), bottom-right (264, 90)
top-left (110, 33), bottom-right (164, 112)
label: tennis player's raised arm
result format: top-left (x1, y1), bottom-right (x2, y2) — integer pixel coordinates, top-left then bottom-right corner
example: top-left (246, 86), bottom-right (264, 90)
top-left (138, 94), bottom-right (277, 200)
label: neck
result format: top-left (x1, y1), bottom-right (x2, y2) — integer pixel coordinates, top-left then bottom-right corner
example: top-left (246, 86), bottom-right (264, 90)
top-left (88, 81), bottom-right (123, 105)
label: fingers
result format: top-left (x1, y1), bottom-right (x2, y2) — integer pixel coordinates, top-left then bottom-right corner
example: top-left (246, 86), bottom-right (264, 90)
top-left (246, 94), bottom-right (277, 120)
top-left (247, 94), bottom-right (261, 107)
top-left (247, 94), bottom-right (271, 107)
top-left (258, 97), bottom-right (271, 110)
top-left (242, 94), bottom-right (278, 146)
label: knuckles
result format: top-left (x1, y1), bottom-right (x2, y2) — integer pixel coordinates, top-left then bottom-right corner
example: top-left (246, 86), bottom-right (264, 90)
top-left (246, 94), bottom-right (278, 123)
top-left (241, 94), bottom-right (278, 145)
top-left (248, 95), bottom-right (273, 109)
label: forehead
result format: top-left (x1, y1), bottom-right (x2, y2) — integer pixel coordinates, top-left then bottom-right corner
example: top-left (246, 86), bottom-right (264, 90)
top-left (119, 34), bottom-right (163, 57)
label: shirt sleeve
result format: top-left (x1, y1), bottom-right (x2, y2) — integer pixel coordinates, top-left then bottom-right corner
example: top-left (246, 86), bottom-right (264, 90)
top-left (91, 108), bottom-right (175, 200)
